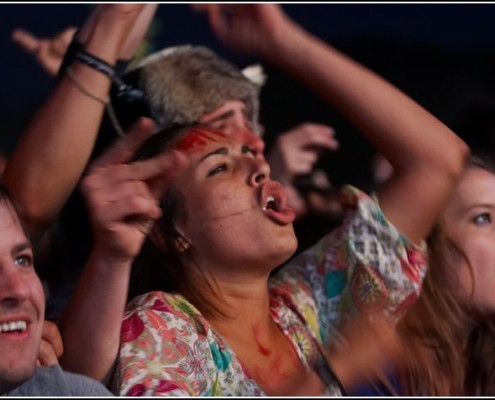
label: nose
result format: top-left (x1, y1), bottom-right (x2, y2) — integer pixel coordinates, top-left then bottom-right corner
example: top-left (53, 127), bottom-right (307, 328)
top-left (0, 267), bottom-right (30, 308)
top-left (248, 157), bottom-right (271, 187)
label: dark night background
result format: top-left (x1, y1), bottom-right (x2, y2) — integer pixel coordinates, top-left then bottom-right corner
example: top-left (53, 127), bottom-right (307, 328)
top-left (2, 3), bottom-right (495, 188)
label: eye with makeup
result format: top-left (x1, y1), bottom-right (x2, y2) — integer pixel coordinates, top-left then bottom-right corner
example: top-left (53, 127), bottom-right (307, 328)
top-left (472, 212), bottom-right (492, 226)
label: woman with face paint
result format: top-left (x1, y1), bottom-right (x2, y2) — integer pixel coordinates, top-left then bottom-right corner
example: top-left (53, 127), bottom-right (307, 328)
top-left (59, 4), bottom-right (469, 396)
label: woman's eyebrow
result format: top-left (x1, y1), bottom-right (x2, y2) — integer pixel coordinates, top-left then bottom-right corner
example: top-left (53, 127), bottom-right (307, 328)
top-left (199, 147), bottom-right (229, 163)
top-left (12, 241), bottom-right (32, 255)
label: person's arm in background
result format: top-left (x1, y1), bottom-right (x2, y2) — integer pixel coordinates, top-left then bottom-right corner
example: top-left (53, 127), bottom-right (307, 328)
top-left (266, 123), bottom-right (338, 217)
top-left (11, 5), bottom-right (158, 78)
top-left (3, 4), bottom-right (157, 239)
top-left (11, 26), bottom-right (77, 77)
top-left (196, 3), bottom-right (468, 245)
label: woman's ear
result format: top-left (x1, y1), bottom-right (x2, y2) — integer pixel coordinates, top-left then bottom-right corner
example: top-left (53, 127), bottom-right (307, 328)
top-left (173, 222), bottom-right (192, 253)
top-left (149, 223), bottom-right (191, 253)
top-left (174, 235), bottom-right (191, 253)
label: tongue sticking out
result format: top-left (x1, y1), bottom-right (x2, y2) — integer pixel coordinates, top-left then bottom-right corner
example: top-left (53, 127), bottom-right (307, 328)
top-left (260, 183), bottom-right (295, 225)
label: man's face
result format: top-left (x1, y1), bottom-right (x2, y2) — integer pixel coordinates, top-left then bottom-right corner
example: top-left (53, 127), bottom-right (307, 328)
top-left (0, 202), bottom-right (44, 395)
top-left (198, 100), bottom-right (266, 158)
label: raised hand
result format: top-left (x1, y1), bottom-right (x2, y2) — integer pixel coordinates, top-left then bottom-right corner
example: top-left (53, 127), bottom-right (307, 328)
top-left (81, 118), bottom-right (187, 265)
top-left (191, 4), bottom-right (291, 59)
top-left (37, 320), bottom-right (64, 366)
top-left (12, 27), bottom-right (77, 76)
top-left (267, 123), bottom-right (338, 185)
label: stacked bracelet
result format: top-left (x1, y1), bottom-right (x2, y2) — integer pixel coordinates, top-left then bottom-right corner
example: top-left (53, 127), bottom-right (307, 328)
top-left (75, 49), bottom-right (135, 96)
top-left (75, 49), bottom-right (116, 79)
top-left (65, 66), bottom-right (108, 105)
top-left (70, 49), bottom-right (142, 138)
top-left (65, 66), bottom-right (126, 138)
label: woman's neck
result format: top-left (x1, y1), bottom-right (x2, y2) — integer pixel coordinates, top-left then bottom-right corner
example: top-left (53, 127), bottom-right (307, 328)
top-left (209, 295), bottom-right (306, 395)
top-left (199, 276), bottom-right (308, 394)
top-left (205, 276), bottom-right (273, 325)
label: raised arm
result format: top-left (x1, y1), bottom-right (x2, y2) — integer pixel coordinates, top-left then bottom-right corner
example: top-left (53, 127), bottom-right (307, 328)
top-left (76, 4), bottom-right (158, 63)
top-left (196, 4), bottom-right (469, 244)
top-left (3, 4), bottom-right (155, 238)
top-left (266, 123), bottom-right (338, 217)
top-left (58, 121), bottom-right (186, 383)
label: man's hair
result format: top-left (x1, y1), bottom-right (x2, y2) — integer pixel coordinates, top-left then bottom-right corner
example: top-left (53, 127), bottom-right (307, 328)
top-left (112, 45), bottom-right (265, 134)
top-left (0, 182), bottom-right (27, 236)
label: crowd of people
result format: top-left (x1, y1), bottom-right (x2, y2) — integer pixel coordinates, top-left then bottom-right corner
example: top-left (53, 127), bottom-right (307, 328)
top-left (2, 3), bottom-right (495, 397)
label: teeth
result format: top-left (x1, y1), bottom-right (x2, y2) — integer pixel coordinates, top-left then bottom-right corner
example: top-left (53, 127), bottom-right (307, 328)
top-left (263, 195), bottom-right (276, 211)
top-left (0, 321), bottom-right (27, 333)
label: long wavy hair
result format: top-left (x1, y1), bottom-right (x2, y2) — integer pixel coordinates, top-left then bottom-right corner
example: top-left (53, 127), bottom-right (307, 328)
top-left (398, 153), bottom-right (495, 395)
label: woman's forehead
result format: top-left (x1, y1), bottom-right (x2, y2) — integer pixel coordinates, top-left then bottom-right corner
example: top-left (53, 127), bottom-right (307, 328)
top-left (445, 167), bottom-right (495, 218)
top-left (174, 127), bottom-right (231, 155)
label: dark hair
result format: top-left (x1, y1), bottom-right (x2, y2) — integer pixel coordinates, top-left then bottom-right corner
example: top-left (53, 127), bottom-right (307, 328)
top-left (0, 181), bottom-right (29, 239)
top-left (127, 124), bottom-right (227, 319)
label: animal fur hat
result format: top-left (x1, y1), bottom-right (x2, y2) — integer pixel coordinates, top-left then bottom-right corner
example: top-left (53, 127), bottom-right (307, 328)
top-left (114, 45), bottom-right (266, 134)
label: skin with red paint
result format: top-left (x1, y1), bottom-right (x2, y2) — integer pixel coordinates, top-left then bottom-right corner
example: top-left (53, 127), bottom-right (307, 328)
top-left (174, 127), bottom-right (227, 154)
top-left (252, 324), bottom-right (271, 356)
top-left (171, 129), bottom-right (297, 282)
top-left (236, 323), bottom-right (304, 392)
top-left (198, 100), bottom-right (265, 157)
top-left (168, 128), bottom-right (318, 395)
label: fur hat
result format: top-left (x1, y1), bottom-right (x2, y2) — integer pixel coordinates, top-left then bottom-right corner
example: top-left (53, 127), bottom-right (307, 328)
top-left (114, 45), bottom-right (266, 134)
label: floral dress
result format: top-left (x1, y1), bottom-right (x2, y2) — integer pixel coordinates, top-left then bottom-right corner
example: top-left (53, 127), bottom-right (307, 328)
top-left (113, 186), bottom-right (427, 396)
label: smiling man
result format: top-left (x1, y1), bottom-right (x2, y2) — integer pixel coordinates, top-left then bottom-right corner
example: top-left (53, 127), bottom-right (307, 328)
top-left (0, 183), bottom-right (112, 396)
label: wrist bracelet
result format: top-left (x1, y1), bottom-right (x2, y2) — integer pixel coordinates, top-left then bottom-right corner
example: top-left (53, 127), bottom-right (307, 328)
top-left (75, 49), bottom-right (116, 79)
top-left (65, 66), bottom-right (109, 105)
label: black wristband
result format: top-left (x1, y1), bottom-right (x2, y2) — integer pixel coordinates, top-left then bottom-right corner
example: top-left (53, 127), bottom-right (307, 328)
top-left (75, 50), bottom-right (116, 79)
top-left (56, 35), bottom-right (83, 82)
top-left (115, 58), bottom-right (131, 77)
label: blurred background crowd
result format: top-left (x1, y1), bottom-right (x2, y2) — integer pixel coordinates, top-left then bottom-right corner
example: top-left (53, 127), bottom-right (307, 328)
top-left (2, 3), bottom-right (495, 189)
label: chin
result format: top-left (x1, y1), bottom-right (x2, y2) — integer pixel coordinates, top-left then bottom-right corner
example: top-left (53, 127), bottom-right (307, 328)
top-left (0, 363), bottom-right (36, 393)
top-left (273, 238), bottom-right (298, 266)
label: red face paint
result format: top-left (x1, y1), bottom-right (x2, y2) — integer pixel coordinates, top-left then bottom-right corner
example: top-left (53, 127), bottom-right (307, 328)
top-left (247, 356), bottom-right (289, 391)
top-left (175, 127), bottom-right (227, 154)
top-left (252, 325), bottom-right (272, 357)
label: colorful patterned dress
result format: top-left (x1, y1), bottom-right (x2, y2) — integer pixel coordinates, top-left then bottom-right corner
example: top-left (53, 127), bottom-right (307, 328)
top-left (114, 186), bottom-right (427, 396)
